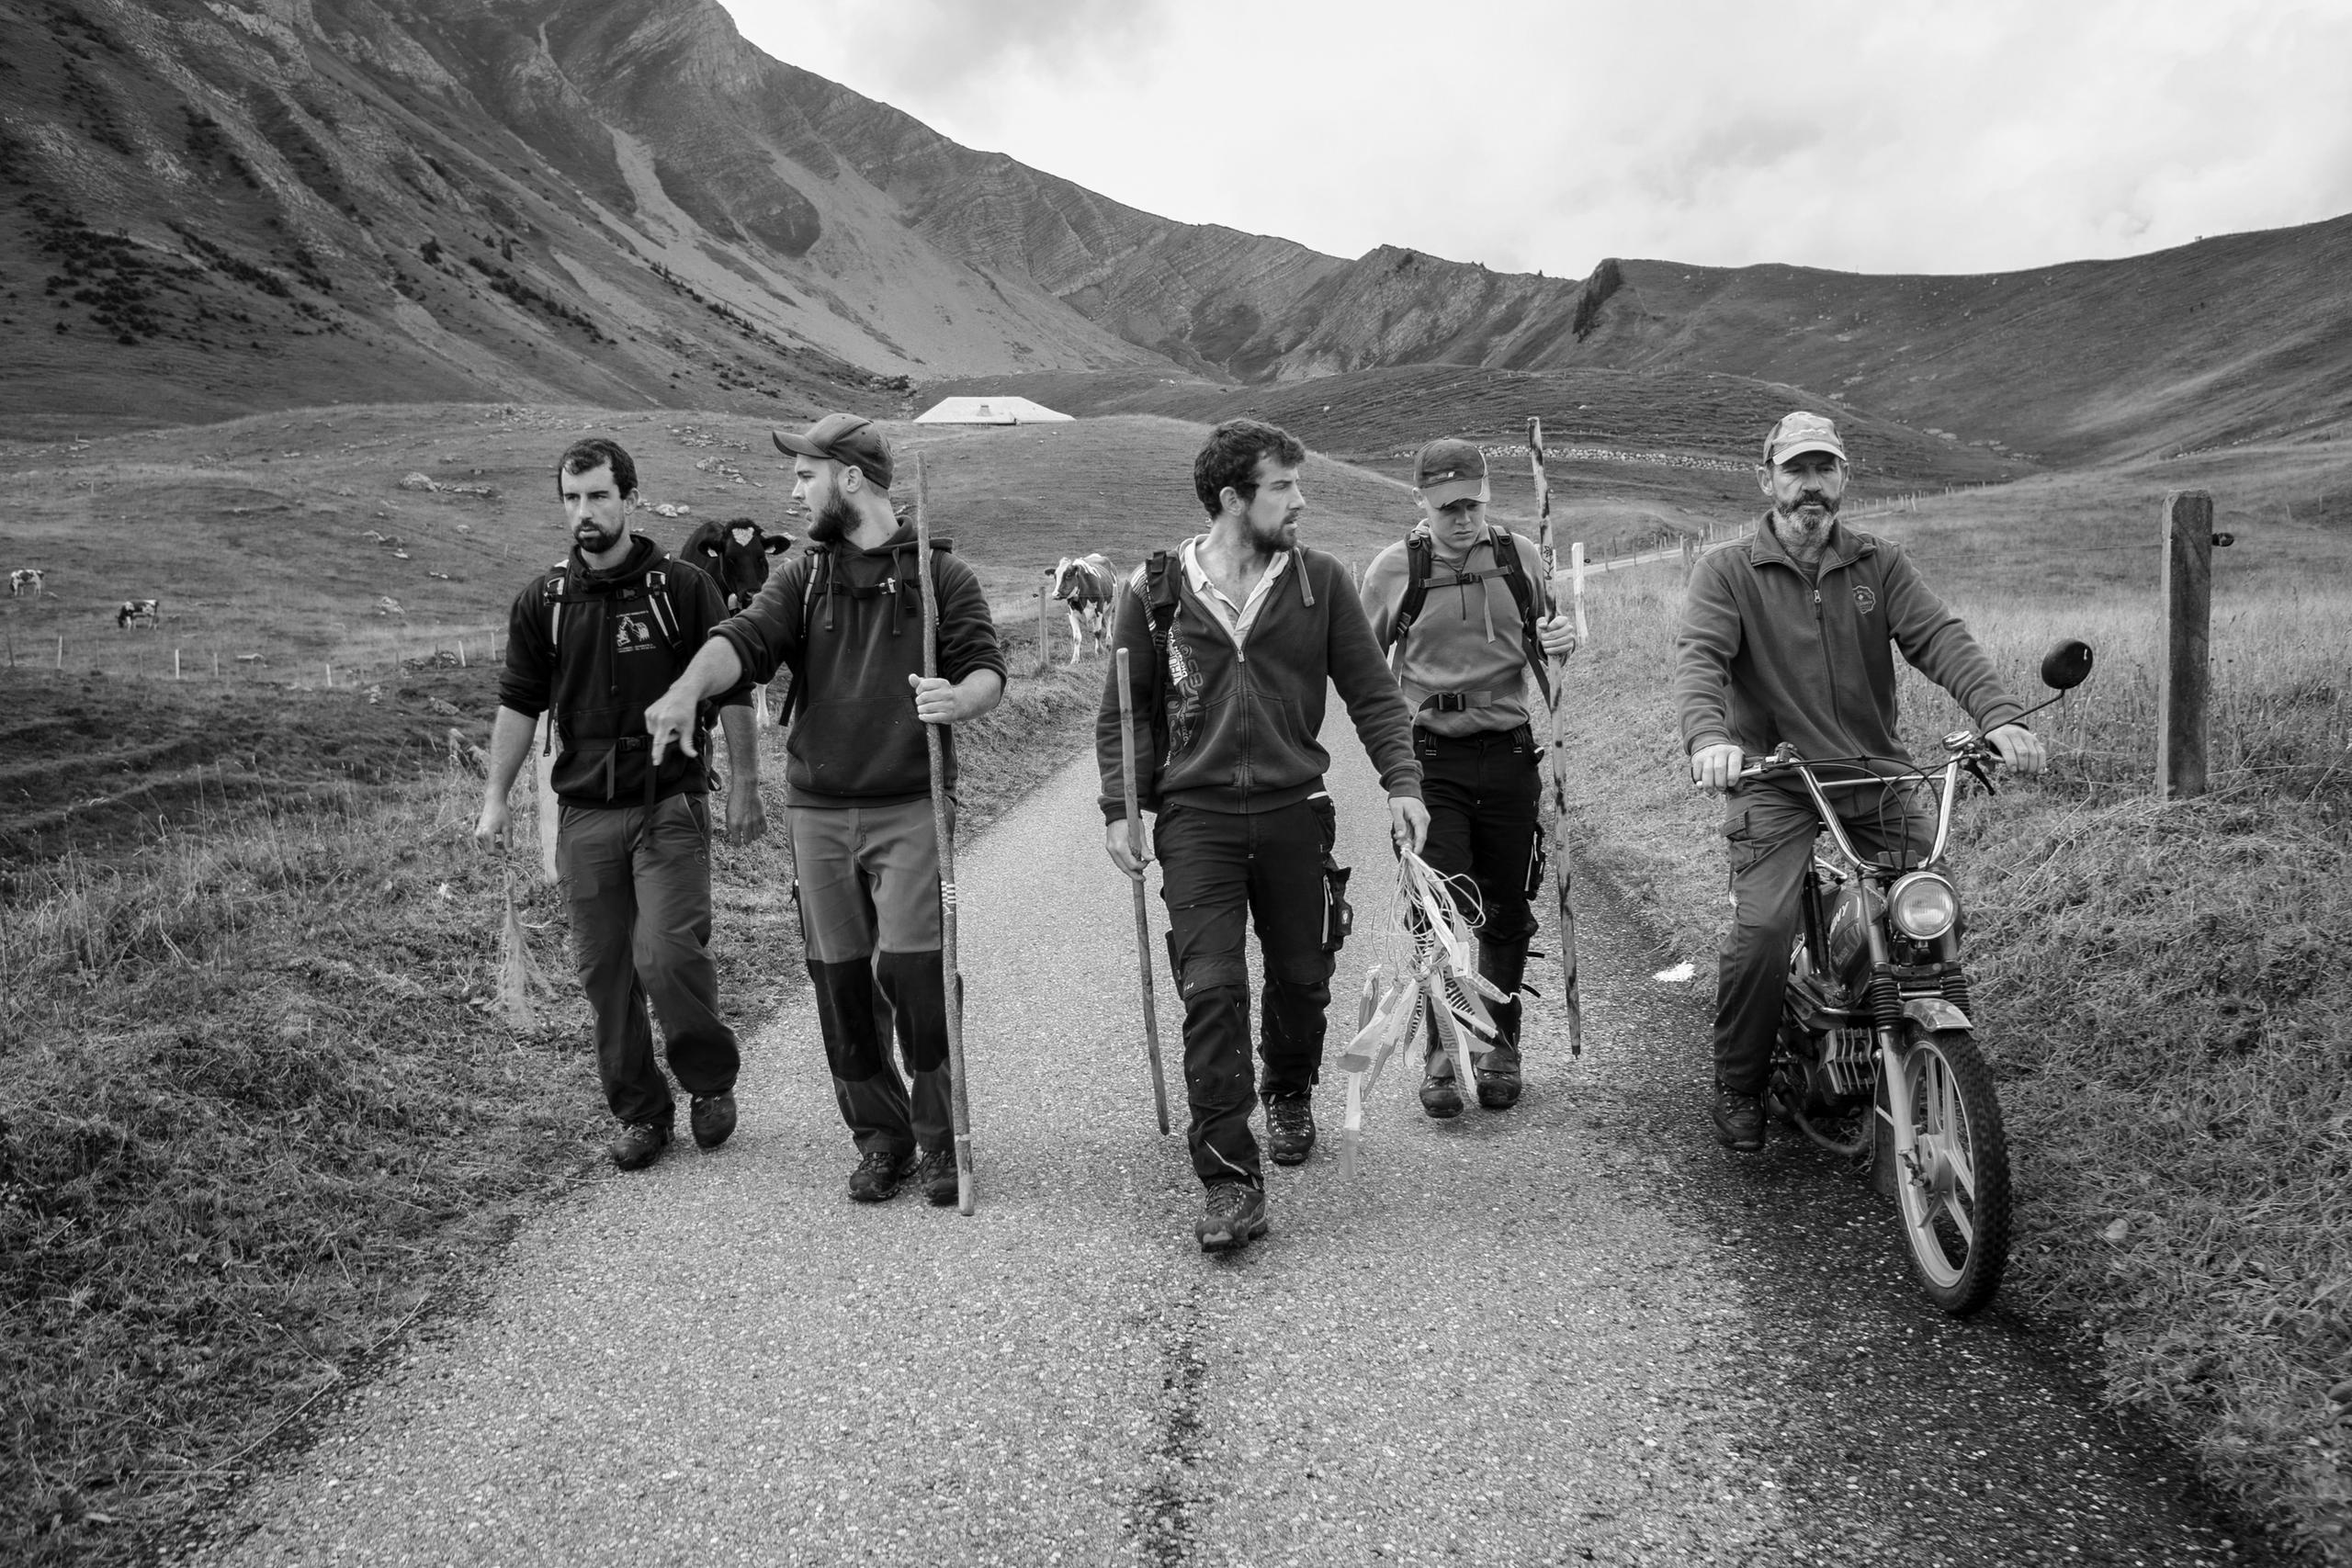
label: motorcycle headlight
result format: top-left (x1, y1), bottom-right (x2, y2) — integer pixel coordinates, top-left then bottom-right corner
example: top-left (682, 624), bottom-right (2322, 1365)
top-left (1887, 873), bottom-right (1959, 941)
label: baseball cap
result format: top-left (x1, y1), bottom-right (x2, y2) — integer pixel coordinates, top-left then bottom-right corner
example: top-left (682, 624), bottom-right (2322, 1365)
top-left (1414, 437), bottom-right (1489, 508)
top-left (1763, 411), bottom-right (1848, 467)
top-left (773, 412), bottom-right (893, 489)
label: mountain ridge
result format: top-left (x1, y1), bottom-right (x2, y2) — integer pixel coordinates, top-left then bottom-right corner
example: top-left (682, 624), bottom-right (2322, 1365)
top-left (1, 0), bottom-right (2345, 465)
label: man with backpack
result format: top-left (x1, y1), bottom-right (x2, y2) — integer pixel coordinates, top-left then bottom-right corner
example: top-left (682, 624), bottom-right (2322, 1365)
top-left (1100, 419), bottom-right (1426, 1254)
top-left (1361, 438), bottom-right (1579, 1117)
top-left (475, 437), bottom-right (761, 1172)
top-left (644, 413), bottom-right (1006, 1208)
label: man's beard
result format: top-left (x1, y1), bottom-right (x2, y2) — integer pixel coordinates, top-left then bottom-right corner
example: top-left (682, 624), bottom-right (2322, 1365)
top-left (1245, 513), bottom-right (1298, 558)
top-left (1777, 493), bottom-right (1839, 532)
top-left (574, 519), bottom-right (626, 554)
top-left (807, 492), bottom-right (858, 544)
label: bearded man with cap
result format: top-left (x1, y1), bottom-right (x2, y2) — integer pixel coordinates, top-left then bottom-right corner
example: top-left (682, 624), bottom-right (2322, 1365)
top-left (1361, 438), bottom-right (1578, 1115)
top-left (1674, 411), bottom-right (2045, 1153)
top-left (647, 413), bottom-right (1006, 1206)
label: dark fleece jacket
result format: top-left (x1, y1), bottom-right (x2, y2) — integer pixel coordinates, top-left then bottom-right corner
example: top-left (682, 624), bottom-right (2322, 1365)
top-left (1674, 513), bottom-right (2025, 776)
top-left (498, 535), bottom-right (746, 807)
top-left (715, 521), bottom-right (1006, 808)
top-left (1096, 545), bottom-right (1420, 821)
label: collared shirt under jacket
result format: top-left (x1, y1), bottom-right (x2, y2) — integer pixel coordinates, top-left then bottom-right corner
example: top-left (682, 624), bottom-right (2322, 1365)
top-left (1096, 541), bottom-right (1420, 821)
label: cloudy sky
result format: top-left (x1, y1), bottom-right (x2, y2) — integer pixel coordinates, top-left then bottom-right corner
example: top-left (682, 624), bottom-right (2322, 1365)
top-left (716, 0), bottom-right (2352, 280)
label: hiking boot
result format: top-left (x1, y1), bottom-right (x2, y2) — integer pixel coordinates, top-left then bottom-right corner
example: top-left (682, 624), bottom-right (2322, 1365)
top-left (914, 1147), bottom-right (959, 1207)
top-left (1264, 1093), bottom-right (1317, 1165)
top-left (689, 1091), bottom-right (737, 1149)
top-left (847, 1147), bottom-right (915, 1203)
top-left (1712, 1089), bottom-right (1766, 1153)
top-left (609, 1120), bottom-right (671, 1171)
top-left (1474, 1049), bottom-right (1522, 1111)
top-left (1419, 1054), bottom-right (1464, 1120)
top-left (1193, 1182), bottom-right (1269, 1253)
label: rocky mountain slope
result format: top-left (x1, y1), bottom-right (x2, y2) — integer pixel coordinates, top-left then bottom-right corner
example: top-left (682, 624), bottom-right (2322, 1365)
top-left (2, 0), bottom-right (2345, 465)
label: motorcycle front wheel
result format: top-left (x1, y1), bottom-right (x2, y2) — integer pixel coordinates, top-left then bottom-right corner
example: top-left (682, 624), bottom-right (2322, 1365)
top-left (1889, 1025), bottom-right (2012, 1315)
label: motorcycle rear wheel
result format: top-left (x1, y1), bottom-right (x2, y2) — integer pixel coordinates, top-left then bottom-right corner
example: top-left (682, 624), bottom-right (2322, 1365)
top-left (1890, 1025), bottom-right (2012, 1315)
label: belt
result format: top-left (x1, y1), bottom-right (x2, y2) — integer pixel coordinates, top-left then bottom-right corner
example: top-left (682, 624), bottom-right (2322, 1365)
top-left (1414, 722), bottom-right (1533, 750)
top-left (1416, 690), bottom-right (1497, 715)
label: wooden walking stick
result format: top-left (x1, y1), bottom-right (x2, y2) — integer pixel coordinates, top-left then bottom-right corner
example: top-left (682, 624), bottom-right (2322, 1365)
top-left (912, 453), bottom-right (977, 1213)
top-left (1114, 645), bottom-right (1172, 1134)
top-left (1530, 418), bottom-right (1585, 1056)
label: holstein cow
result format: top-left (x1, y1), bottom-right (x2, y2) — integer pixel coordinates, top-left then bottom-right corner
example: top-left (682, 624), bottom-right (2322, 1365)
top-left (1047, 553), bottom-right (1117, 664)
top-left (8, 569), bottom-right (42, 597)
top-left (116, 598), bottom-right (160, 629)
top-left (680, 517), bottom-right (794, 612)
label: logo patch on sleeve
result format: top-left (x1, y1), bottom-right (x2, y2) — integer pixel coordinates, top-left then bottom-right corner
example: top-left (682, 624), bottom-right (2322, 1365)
top-left (1852, 585), bottom-right (1878, 614)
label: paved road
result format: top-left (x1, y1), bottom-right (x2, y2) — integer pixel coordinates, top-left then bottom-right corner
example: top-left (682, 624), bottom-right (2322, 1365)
top-left (188, 722), bottom-right (2274, 1567)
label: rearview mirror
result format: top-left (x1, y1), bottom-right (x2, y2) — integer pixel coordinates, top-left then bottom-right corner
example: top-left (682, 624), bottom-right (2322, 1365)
top-left (2041, 638), bottom-right (2094, 691)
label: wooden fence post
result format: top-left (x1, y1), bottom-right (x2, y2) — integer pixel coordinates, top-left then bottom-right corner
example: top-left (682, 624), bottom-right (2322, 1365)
top-left (2157, 490), bottom-right (2214, 799)
top-left (1569, 543), bottom-right (1588, 642)
top-left (1036, 582), bottom-right (1052, 675)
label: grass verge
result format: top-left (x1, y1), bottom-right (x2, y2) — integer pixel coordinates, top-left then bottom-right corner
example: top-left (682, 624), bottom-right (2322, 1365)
top-left (1555, 479), bottom-right (2352, 1562)
top-left (0, 620), bottom-right (1102, 1566)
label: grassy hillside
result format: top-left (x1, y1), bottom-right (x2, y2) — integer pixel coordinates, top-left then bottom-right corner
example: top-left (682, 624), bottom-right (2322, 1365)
top-left (1555, 436), bottom-right (2352, 1561)
top-left (1581, 216), bottom-right (2352, 466)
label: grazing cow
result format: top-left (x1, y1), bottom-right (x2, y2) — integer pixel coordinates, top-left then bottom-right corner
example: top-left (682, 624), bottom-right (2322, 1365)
top-left (679, 517), bottom-right (794, 612)
top-left (8, 569), bottom-right (42, 597)
top-left (116, 598), bottom-right (159, 629)
top-left (1047, 553), bottom-right (1117, 663)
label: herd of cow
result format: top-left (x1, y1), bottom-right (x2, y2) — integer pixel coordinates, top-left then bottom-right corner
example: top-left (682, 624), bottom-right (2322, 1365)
top-left (9, 568), bottom-right (157, 628)
top-left (4, 528), bottom-right (1125, 662)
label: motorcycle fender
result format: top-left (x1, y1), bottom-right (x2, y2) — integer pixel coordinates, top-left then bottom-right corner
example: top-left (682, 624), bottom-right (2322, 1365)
top-left (1902, 997), bottom-right (1973, 1034)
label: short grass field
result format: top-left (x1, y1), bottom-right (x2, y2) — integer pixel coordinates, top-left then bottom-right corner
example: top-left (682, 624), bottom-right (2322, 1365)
top-left (4, 401), bottom-right (2350, 1562)
top-left (1554, 436), bottom-right (2352, 1560)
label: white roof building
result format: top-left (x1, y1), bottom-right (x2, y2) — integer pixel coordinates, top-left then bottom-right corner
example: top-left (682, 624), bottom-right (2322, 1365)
top-left (912, 396), bottom-right (1075, 425)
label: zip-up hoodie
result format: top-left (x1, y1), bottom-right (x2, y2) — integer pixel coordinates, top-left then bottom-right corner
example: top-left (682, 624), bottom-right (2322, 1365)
top-left (1096, 543), bottom-right (1420, 820)
top-left (715, 520), bottom-right (1006, 807)
top-left (498, 534), bottom-right (744, 807)
top-left (1674, 513), bottom-right (2025, 776)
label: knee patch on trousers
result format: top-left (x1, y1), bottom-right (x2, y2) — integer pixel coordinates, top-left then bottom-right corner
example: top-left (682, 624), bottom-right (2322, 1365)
top-left (874, 949), bottom-right (950, 1074)
top-left (808, 957), bottom-right (891, 1082)
top-left (1167, 930), bottom-right (1248, 999)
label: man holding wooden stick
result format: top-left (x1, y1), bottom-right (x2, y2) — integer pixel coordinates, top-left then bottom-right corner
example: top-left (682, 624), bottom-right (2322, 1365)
top-left (1362, 437), bottom-right (1578, 1116)
top-left (647, 414), bottom-right (1005, 1206)
top-left (1100, 419), bottom-right (1424, 1253)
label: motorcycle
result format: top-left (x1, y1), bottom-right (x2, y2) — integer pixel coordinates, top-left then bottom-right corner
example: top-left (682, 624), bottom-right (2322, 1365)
top-left (1741, 637), bottom-right (2094, 1315)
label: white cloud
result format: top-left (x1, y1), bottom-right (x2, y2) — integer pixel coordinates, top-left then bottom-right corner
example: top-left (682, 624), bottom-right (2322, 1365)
top-left (719, 0), bottom-right (2352, 277)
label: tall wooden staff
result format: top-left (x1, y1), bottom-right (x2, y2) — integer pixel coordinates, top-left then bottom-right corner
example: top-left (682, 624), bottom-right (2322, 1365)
top-left (913, 454), bottom-right (977, 1213)
top-left (1530, 418), bottom-right (1585, 1056)
top-left (1114, 646), bottom-right (1172, 1133)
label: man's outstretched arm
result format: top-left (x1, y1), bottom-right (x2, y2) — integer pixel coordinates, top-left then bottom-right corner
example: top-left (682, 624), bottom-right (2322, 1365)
top-left (644, 638), bottom-right (746, 763)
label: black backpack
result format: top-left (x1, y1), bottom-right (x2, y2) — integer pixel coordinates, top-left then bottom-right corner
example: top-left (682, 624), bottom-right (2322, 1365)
top-left (535, 557), bottom-right (690, 768)
top-left (1382, 522), bottom-right (1552, 703)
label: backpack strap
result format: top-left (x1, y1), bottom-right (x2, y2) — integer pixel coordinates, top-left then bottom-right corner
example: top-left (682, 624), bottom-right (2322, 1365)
top-left (1385, 525), bottom-right (1551, 702)
top-left (1486, 525), bottom-right (1552, 704)
top-left (1137, 550), bottom-right (1183, 757)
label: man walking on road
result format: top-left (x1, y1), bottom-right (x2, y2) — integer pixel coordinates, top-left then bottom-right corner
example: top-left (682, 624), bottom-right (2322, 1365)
top-left (1362, 438), bottom-right (1577, 1116)
top-left (475, 437), bottom-right (761, 1171)
top-left (1675, 411), bottom-right (2044, 1153)
top-left (646, 414), bottom-right (1006, 1208)
top-left (1101, 419), bottom-right (1427, 1253)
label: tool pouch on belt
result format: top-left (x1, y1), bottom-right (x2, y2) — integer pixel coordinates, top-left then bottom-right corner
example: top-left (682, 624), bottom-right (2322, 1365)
top-left (1321, 853), bottom-right (1354, 954)
top-left (1519, 824), bottom-right (1548, 901)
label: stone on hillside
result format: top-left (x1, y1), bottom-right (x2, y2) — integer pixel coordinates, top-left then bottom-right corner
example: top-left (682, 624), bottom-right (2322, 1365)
top-left (399, 472), bottom-right (437, 491)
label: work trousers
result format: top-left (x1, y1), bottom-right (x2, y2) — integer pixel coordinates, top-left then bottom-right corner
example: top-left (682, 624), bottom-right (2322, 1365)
top-left (1156, 796), bottom-right (1340, 1190)
top-left (558, 795), bottom-right (741, 1129)
top-left (1415, 726), bottom-right (1543, 1066)
top-left (1714, 781), bottom-right (1934, 1095)
top-left (788, 798), bottom-right (953, 1161)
